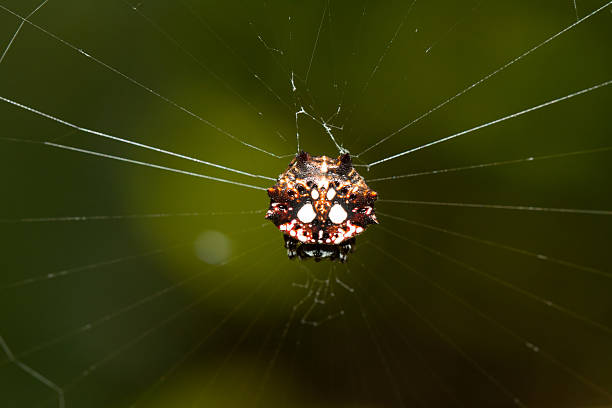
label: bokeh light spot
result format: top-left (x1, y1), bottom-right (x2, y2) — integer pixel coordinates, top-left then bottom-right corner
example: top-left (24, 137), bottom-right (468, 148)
top-left (194, 230), bottom-right (231, 265)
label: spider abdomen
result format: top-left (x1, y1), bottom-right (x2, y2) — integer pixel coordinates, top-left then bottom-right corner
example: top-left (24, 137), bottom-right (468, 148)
top-left (266, 152), bottom-right (378, 262)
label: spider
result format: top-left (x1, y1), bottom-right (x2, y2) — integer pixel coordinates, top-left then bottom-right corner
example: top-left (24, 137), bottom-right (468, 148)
top-left (265, 151), bottom-right (378, 262)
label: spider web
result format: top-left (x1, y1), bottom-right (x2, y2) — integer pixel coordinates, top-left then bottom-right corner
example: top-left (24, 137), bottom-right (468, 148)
top-left (0, 0), bottom-right (611, 407)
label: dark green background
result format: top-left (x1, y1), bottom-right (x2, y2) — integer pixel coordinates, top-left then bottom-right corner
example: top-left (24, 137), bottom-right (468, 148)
top-left (0, 0), bottom-right (611, 407)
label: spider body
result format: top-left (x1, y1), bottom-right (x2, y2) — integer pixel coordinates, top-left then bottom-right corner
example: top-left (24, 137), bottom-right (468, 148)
top-left (266, 151), bottom-right (378, 262)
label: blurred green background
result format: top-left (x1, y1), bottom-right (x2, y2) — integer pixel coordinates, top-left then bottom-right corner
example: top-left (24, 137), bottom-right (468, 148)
top-left (0, 0), bottom-right (611, 407)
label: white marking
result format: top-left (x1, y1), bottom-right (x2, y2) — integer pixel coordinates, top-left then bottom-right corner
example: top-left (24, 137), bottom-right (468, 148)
top-left (297, 203), bottom-right (316, 223)
top-left (326, 188), bottom-right (336, 200)
top-left (329, 204), bottom-right (348, 224)
top-left (297, 228), bottom-right (309, 243)
top-left (316, 178), bottom-right (329, 191)
top-left (321, 162), bottom-right (328, 173)
top-left (279, 219), bottom-right (297, 232)
top-left (311, 189), bottom-right (319, 200)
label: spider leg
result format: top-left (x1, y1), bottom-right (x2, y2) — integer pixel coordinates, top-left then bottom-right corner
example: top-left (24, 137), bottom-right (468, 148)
top-left (284, 235), bottom-right (299, 259)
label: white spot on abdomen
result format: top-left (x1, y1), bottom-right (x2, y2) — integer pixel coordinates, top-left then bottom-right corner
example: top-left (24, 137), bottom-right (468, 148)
top-left (329, 204), bottom-right (347, 224)
top-left (326, 188), bottom-right (336, 200)
top-left (297, 203), bottom-right (316, 223)
top-left (316, 178), bottom-right (329, 191)
top-left (311, 189), bottom-right (319, 200)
